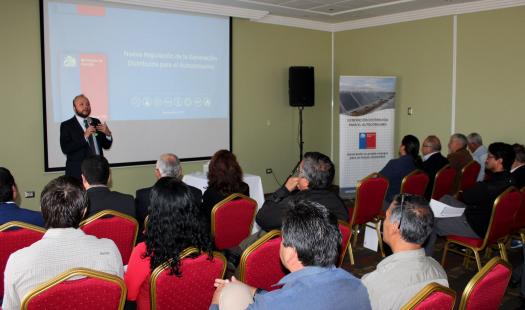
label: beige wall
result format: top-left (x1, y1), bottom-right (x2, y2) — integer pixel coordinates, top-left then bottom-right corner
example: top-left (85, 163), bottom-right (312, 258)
top-left (0, 1), bottom-right (332, 210)
top-left (2, 1), bottom-right (525, 210)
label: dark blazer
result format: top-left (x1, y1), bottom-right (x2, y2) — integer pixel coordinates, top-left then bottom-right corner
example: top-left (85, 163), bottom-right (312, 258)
top-left (60, 116), bottom-right (112, 180)
top-left (379, 155), bottom-right (417, 203)
top-left (86, 186), bottom-right (135, 219)
top-left (0, 202), bottom-right (45, 227)
top-left (422, 152), bottom-right (449, 199)
top-left (512, 165), bottom-right (525, 189)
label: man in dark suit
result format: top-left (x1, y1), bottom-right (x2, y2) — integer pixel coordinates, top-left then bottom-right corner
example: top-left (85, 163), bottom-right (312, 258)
top-left (512, 143), bottom-right (525, 189)
top-left (0, 167), bottom-right (44, 227)
top-left (81, 155), bottom-right (135, 219)
top-left (135, 153), bottom-right (202, 238)
top-left (421, 135), bottom-right (449, 199)
top-left (60, 94), bottom-right (113, 180)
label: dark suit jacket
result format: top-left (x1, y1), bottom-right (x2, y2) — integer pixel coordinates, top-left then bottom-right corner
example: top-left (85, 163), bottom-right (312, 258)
top-left (60, 116), bottom-right (112, 180)
top-left (86, 186), bottom-right (135, 219)
top-left (422, 152), bottom-right (449, 199)
top-left (0, 202), bottom-right (45, 227)
top-left (512, 165), bottom-right (525, 189)
top-left (379, 155), bottom-right (417, 203)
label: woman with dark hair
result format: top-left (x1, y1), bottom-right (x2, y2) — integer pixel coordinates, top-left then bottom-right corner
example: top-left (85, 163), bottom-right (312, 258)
top-left (124, 177), bottom-right (212, 306)
top-left (379, 134), bottom-right (422, 204)
top-left (202, 150), bottom-right (249, 220)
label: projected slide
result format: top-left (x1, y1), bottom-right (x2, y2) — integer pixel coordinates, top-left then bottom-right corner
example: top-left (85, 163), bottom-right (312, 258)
top-left (43, 0), bottom-right (231, 170)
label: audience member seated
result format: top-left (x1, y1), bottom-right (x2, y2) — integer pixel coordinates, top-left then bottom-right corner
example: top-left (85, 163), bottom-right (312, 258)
top-left (125, 177), bottom-right (212, 305)
top-left (511, 143), bottom-right (525, 189)
top-left (202, 150), bottom-right (249, 221)
top-left (1, 176), bottom-right (123, 310)
top-left (210, 200), bottom-right (371, 310)
top-left (425, 142), bottom-right (515, 256)
top-left (421, 135), bottom-right (449, 199)
top-left (0, 167), bottom-right (44, 227)
top-left (379, 134), bottom-right (422, 204)
top-left (362, 194), bottom-right (448, 310)
top-left (81, 155), bottom-right (135, 218)
top-left (447, 133), bottom-right (473, 191)
top-left (467, 132), bottom-right (488, 182)
top-left (135, 153), bottom-right (202, 238)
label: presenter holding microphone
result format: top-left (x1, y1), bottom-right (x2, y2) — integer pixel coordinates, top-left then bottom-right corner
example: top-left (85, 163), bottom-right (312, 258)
top-left (60, 94), bottom-right (113, 180)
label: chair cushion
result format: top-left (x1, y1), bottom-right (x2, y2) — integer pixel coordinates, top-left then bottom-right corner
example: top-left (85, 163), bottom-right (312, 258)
top-left (448, 235), bottom-right (483, 248)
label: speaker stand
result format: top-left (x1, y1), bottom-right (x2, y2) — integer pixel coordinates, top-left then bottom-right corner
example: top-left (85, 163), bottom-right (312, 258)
top-left (284, 106), bottom-right (305, 186)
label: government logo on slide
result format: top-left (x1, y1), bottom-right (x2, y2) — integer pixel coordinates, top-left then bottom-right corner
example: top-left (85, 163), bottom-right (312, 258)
top-left (359, 132), bottom-right (376, 149)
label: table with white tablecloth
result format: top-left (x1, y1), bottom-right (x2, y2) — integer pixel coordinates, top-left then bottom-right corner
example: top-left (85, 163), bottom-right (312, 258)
top-left (182, 172), bottom-right (265, 232)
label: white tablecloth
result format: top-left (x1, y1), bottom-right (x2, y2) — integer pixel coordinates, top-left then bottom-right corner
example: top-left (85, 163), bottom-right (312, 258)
top-left (182, 172), bottom-right (265, 233)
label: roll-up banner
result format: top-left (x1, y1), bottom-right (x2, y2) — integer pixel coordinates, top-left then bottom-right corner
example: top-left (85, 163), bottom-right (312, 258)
top-left (339, 76), bottom-right (397, 198)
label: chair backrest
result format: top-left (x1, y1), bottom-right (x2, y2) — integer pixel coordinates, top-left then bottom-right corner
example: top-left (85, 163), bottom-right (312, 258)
top-left (459, 257), bottom-right (512, 310)
top-left (431, 165), bottom-right (457, 200)
top-left (338, 220), bottom-right (352, 267)
top-left (459, 161), bottom-right (481, 192)
top-left (149, 248), bottom-right (226, 310)
top-left (401, 170), bottom-right (429, 196)
top-left (211, 193), bottom-right (257, 250)
top-left (238, 230), bottom-right (286, 292)
top-left (511, 186), bottom-right (525, 231)
top-left (21, 268), bottom-right (126, 310)
top-left (482, 187), bottom-right (521, 247)
top-left (0, 221), bottom-right (45, 298)
top-left (401, 282), bottom-right (456, 310)
top-left (351, 173), bottom-right (389, 225)
top-left (80, 210), bottom-right (138, 265)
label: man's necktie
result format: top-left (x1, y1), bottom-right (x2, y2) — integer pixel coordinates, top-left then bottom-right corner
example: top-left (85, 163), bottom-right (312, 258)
top-left (84, 119), bottom-right (97, 155)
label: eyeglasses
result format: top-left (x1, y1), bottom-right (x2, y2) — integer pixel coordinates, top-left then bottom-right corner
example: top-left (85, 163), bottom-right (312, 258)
top-left (394, 193), bottom-right (415, 229)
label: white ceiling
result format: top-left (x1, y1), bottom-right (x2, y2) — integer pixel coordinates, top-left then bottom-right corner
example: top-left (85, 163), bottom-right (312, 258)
top-left (107, 0), bottom-right (525, 31)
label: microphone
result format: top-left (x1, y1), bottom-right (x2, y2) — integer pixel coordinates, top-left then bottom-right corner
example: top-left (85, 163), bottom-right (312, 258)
top-left (86, 117), bottom-right (98, 137)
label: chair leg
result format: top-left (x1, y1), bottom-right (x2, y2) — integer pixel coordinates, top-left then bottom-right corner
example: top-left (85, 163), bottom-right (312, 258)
top-left (499, 241), bottom-right (509, 262)
top-left (441, 240), bottom-right (450, 267)
top-left (473, 250), bottom-right (482, 271)
top-left (351, 225), bottom-right (359, 247)
top-left (348, 243), bottom-right (355, 265)
top-left (520, 232), bottom-right (525, 244)
top-left (375, 220), bottom-right (385, 257)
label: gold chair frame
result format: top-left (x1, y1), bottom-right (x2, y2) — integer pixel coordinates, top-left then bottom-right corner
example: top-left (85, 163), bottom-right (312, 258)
top-left (337, 220), bottom-right (354, 266)
top-left (238, 230), bottom-right (281, 283)
top-left (20, 268), bottom-right (127, 310)
top-left (350, 172), bottom-right (389, 259)
top-left (150, 247), bottom-right (227, 310)
top-left (458, 257), bottom-right (511, 310)
top-left (441, 187), bottom-right (518, 271)
top-left (80, 209), bottom-right (139, 246)
top-left (210, 193), bottom-right (257, 238)
top-left (401, 282), bottom-right (456, 310)
top-left (0, 221), bottom-right (46, 233)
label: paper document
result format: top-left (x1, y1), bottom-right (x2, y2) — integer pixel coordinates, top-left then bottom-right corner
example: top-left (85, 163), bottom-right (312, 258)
top-left (430, 199), bottom-right (465, 218)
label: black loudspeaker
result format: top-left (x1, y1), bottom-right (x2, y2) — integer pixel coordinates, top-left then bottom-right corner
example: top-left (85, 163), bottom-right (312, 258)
top-left (289, 66), bottom-right (314, 107)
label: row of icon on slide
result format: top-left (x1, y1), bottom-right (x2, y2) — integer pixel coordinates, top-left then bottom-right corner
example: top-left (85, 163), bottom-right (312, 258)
top-left (130, 96), bottom-right (212, 108)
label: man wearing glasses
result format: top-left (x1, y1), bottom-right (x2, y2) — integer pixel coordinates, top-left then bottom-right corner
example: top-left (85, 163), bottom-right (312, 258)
top-left (362, 194), bottom-right (448, 310)
top-left (424, 142), bottom-right (515, 256)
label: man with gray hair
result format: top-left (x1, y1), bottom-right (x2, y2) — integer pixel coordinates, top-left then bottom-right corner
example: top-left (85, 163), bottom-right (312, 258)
top-left (421, 135), bottom-right (449, 199)
top-left (447, 133), bottom-right (473, 191)
top-left (135, 153), bottom-right (202, 237)
top-left (467, 132), bottom-right (488, 181)
top-left (362, 194), bottom-right (448, 310)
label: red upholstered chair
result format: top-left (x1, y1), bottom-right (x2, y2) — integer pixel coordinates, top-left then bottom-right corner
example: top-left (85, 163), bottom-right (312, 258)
top-left (431, 165), bottom-right (457, 200)
top-left (338, 220), bottom-right (353, 266)
top-left (211, 193), bottom-right (257, 250)
top-left (441, 187), bottom-right (520, 271)
top-left (145, 248), bottom-right (226, 310)
top-left (80, 210), bottom-right (138, 265)
top-left (238, 230), bottom-right (287, 292)
top-left (401, 282), bottom-right (456, 310)
top-left (510, 186), bottom-right (525, 243)
top-left (349, 173), bottom-right (389, 259)
top-left (401, 170), bottom-right (429, 196)
top-left (458, 161), bottom-right (481, 194)
top-left (0, 221), bottom-right (45, 298)
top-left (458, 257), bottom-right (512, 310)
top-left (20, 268), bottom-right (126, 310)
